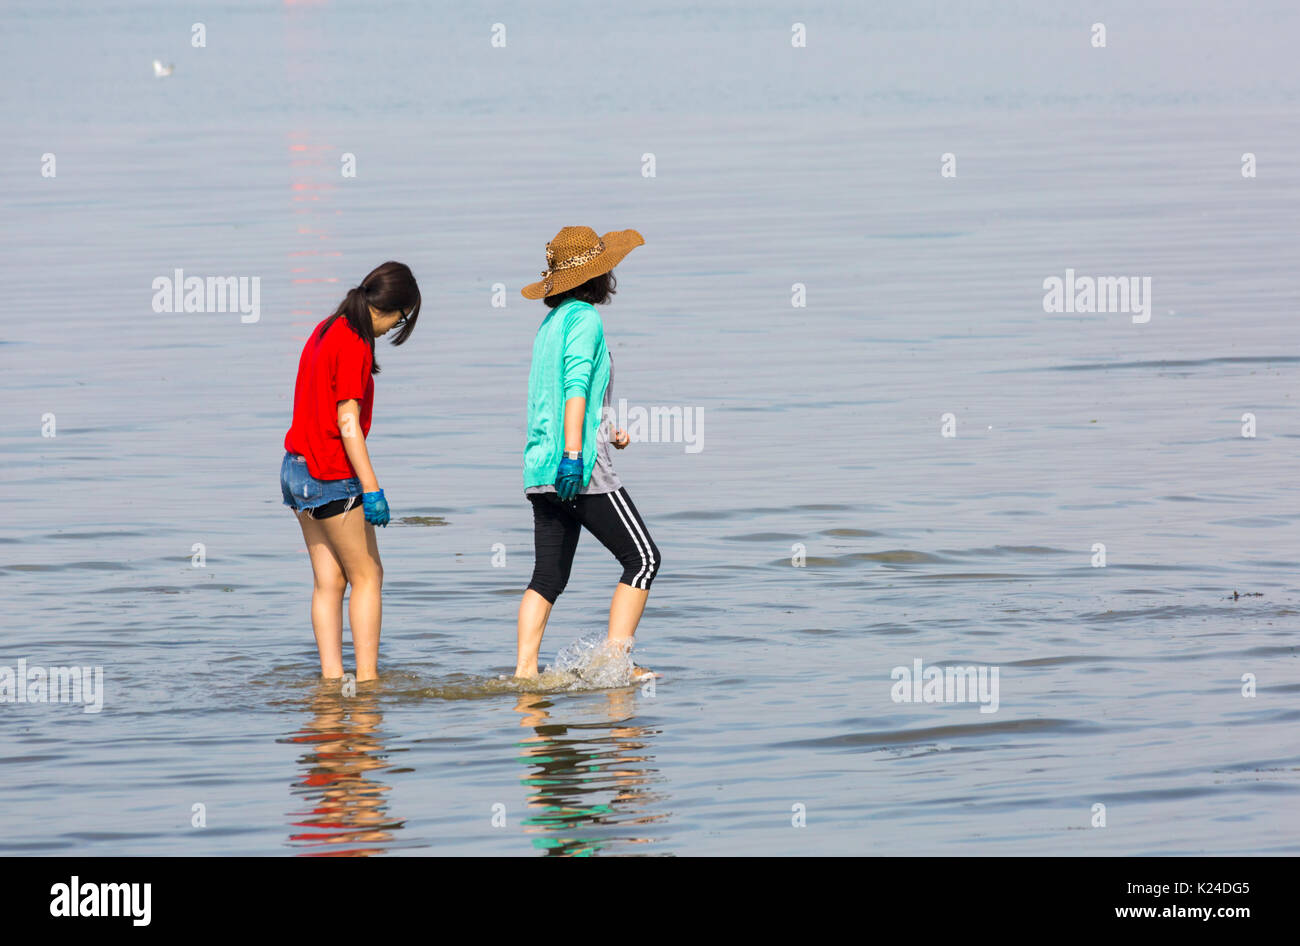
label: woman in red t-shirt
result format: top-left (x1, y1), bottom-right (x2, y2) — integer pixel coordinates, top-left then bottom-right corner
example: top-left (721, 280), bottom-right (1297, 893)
top-left (282, 261), bottom-right (421, 682)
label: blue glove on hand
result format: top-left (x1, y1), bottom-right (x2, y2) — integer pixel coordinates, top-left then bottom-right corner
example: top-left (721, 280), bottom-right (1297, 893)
top-left (554, 455), bottom-right (584, 502)
top-left (362, 489), bottom-right (390, 527)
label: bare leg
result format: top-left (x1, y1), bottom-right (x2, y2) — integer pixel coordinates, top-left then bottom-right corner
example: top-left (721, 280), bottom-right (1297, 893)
top-left (608, 583), bottom-right (654, 676)
top-left (607, 582), bottom-right (649, 642)
top-left (318, 505), bottom-right (383, 682)
top-left (298, 513), bottom-right (348, 678)
top-left (515, 588), bottom-right (553, 679)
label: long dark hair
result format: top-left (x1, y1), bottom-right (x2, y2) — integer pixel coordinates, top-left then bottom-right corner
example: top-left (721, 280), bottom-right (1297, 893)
top-left (318, 261), bottom-right (421, 373)
top-left (544, 271), bottom-right (617, 309)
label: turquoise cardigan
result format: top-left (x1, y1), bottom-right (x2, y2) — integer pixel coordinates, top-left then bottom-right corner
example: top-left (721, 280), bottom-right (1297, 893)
top-left (523, 299), bottom-right (610, 490)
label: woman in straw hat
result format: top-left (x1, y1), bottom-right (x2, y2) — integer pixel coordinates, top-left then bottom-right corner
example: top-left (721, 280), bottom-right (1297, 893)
top-left (514, 226), bottom-right (661, 681)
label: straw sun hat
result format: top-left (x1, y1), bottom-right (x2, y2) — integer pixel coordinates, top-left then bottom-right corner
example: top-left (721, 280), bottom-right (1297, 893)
top-left (521, 226), bottom-right (644, 300)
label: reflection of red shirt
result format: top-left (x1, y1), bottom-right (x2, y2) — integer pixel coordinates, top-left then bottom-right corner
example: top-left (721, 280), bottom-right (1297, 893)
top-left (285, 317), bottom-right (374, 480)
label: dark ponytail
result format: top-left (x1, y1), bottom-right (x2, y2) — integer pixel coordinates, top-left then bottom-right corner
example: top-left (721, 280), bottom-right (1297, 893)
top-left (317, 261), bottom-right (422, 374)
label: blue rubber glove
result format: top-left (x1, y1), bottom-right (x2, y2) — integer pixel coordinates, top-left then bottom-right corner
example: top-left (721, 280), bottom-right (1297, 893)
top-left (362, 489), bottom-right (390, 527)
top-left (554, 455), bottom-right (584, 501)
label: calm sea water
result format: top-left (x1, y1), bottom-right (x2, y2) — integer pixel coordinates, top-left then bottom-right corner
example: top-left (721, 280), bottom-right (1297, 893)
top-left (1, 1), bottom-right (1298, 855)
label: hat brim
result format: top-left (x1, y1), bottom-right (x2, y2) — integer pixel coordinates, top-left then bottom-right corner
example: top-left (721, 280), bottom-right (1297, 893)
top-left (521, 229), bottom-right (644, 300)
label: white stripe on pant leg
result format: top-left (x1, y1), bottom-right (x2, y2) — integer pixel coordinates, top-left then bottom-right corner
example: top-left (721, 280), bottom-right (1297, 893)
top-left (606, 493), bottom-right (648, 588)
top-left (612, 490), bottom-right (656, 589)
top-left (612, 489), bottom-right (656, 589)
top-left (608, 491), bottom-right (650, 587)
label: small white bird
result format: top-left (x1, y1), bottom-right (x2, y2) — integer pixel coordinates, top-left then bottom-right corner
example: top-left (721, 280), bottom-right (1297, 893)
top-left (152, 60), bottom-right (174, 78)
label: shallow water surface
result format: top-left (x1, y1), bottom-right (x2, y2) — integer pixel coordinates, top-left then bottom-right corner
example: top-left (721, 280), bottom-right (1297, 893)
top-left (1, 0), bottom-right (1298, 855)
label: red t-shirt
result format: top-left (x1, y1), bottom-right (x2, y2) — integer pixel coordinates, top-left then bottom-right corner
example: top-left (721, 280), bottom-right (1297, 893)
top-left (284, 317), bottom-right (374, 480)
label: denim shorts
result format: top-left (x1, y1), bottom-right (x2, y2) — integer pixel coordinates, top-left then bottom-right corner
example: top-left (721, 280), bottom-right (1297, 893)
top-left (280, 452), bottom-right (362, 517)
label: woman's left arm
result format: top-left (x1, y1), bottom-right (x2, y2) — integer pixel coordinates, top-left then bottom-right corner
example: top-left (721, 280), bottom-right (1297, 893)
top-left (562, 396), bottom-right (586, 453)
top-left (338, 399), bottom-right (380, 493)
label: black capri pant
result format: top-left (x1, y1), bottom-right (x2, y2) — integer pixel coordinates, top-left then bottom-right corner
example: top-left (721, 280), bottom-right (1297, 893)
top-left (527, 487), bottom-right (661, 604)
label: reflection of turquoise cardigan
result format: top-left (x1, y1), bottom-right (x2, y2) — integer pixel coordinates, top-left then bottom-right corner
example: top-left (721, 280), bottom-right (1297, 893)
top-left (523, 299), bottom-right (610, 489)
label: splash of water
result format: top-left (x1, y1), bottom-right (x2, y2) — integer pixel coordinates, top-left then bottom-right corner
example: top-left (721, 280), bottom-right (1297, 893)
top-left (476, 633), bottom-right (645, 694)
top-left (547, 632), bottom-right (640, 689)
